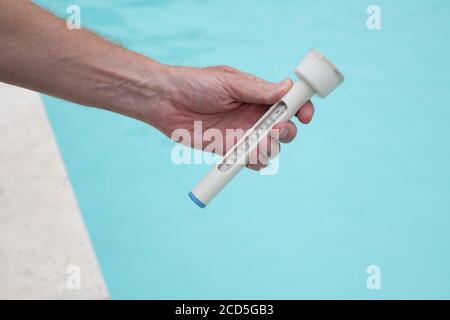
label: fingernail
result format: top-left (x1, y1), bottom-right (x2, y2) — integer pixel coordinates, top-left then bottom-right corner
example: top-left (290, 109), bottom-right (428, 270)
top-left (280, 128), bottom-right (289, 139)
top-left (259, 152), bottom-right (269, 166)
top-left (277, 79), bottom-right (291, 90)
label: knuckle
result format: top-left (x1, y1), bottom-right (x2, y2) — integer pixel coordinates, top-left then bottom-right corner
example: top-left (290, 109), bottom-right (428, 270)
top-left (215, 65), bottom-right (239, 73)
top-left (261, 81), bottom-right (271, 92)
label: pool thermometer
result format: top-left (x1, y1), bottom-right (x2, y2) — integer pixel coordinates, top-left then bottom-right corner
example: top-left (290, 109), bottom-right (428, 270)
top-left (189, 49), bottom-right (344, 208)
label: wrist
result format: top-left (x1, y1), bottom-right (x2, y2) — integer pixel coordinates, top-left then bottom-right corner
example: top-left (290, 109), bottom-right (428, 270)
top-left (103, 56), bottom-right (169, 123)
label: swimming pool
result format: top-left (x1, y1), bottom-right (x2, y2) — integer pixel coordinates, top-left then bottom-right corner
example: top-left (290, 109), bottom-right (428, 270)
top-left (35, 0), bottom-right (450, 299)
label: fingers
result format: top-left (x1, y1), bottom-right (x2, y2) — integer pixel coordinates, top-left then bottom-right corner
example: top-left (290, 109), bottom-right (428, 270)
top-left (246, 136), bottom-right (280, 171)
top-left (214, 65), bottom-right (315, 171)
top-left (214, 65), bottom-right (240, 74)
top-left (227, 71), bottom-right (293, 105)
top-left (246, 119), bottom-right (301, 171)
top-left (217, 65), bottom-right (315, 117)
top-left (244, 101), bottom-right (315, 171)
top-left (246, 118), bottom-right (303, 171)
top-left (270, 100), bottom-right (313, 144)
top-left (296, 100), bottom-right (315, 124)
top-left (272, 121), bottom-right (297, 144)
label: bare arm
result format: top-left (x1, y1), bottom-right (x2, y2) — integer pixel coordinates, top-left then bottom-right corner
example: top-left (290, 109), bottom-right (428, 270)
top-left (0, 0), bottom-right (167, 121)
top-left (0, 0), bottom-right (314, 170)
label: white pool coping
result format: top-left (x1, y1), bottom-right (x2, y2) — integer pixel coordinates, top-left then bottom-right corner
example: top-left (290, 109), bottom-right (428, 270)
top-left (0, 83), bottom-right (108, 299)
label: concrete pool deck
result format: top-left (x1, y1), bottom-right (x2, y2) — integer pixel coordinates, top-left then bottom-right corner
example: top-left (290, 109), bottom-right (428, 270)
top-left (0, 83), bottom-right (108, 299)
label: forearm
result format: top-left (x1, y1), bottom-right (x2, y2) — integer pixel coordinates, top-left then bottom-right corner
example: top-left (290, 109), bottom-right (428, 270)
top-left (0, 0), bottom-right (168, 121)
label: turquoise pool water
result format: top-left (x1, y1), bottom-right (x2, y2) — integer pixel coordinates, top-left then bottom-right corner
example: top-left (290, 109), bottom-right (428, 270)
top-left (35, 0), bottom-right (450, 299)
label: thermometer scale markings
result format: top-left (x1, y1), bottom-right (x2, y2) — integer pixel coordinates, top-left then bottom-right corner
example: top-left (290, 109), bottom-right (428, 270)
top-left (218, 103), bottom-right (287, 172)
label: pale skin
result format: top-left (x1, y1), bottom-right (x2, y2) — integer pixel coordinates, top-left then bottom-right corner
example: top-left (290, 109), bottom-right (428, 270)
top-left (0, 1), bottom-right (315, 170)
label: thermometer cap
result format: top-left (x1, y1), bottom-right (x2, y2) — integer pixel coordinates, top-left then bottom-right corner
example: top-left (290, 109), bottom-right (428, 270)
top-left (295, 49), bottom-right (344, 98)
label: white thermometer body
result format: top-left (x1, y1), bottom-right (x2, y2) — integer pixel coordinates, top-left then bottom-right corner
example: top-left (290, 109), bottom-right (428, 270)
top-left (189, 49), bottom-right (344, 208)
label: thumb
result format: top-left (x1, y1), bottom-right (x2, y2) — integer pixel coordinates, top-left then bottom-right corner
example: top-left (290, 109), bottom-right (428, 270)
top-left (228, 73), bottom-right (293, 105)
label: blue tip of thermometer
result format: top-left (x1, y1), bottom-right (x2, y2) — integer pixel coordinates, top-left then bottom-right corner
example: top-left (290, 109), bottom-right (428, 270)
top-left (189, 49), bottom-right (344, 208)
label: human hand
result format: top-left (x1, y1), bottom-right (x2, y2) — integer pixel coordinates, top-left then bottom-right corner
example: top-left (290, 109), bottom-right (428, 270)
top-left (0, 0), bottom-right (312, 171)
top-left (143, 64), bottom-right (315, 170)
